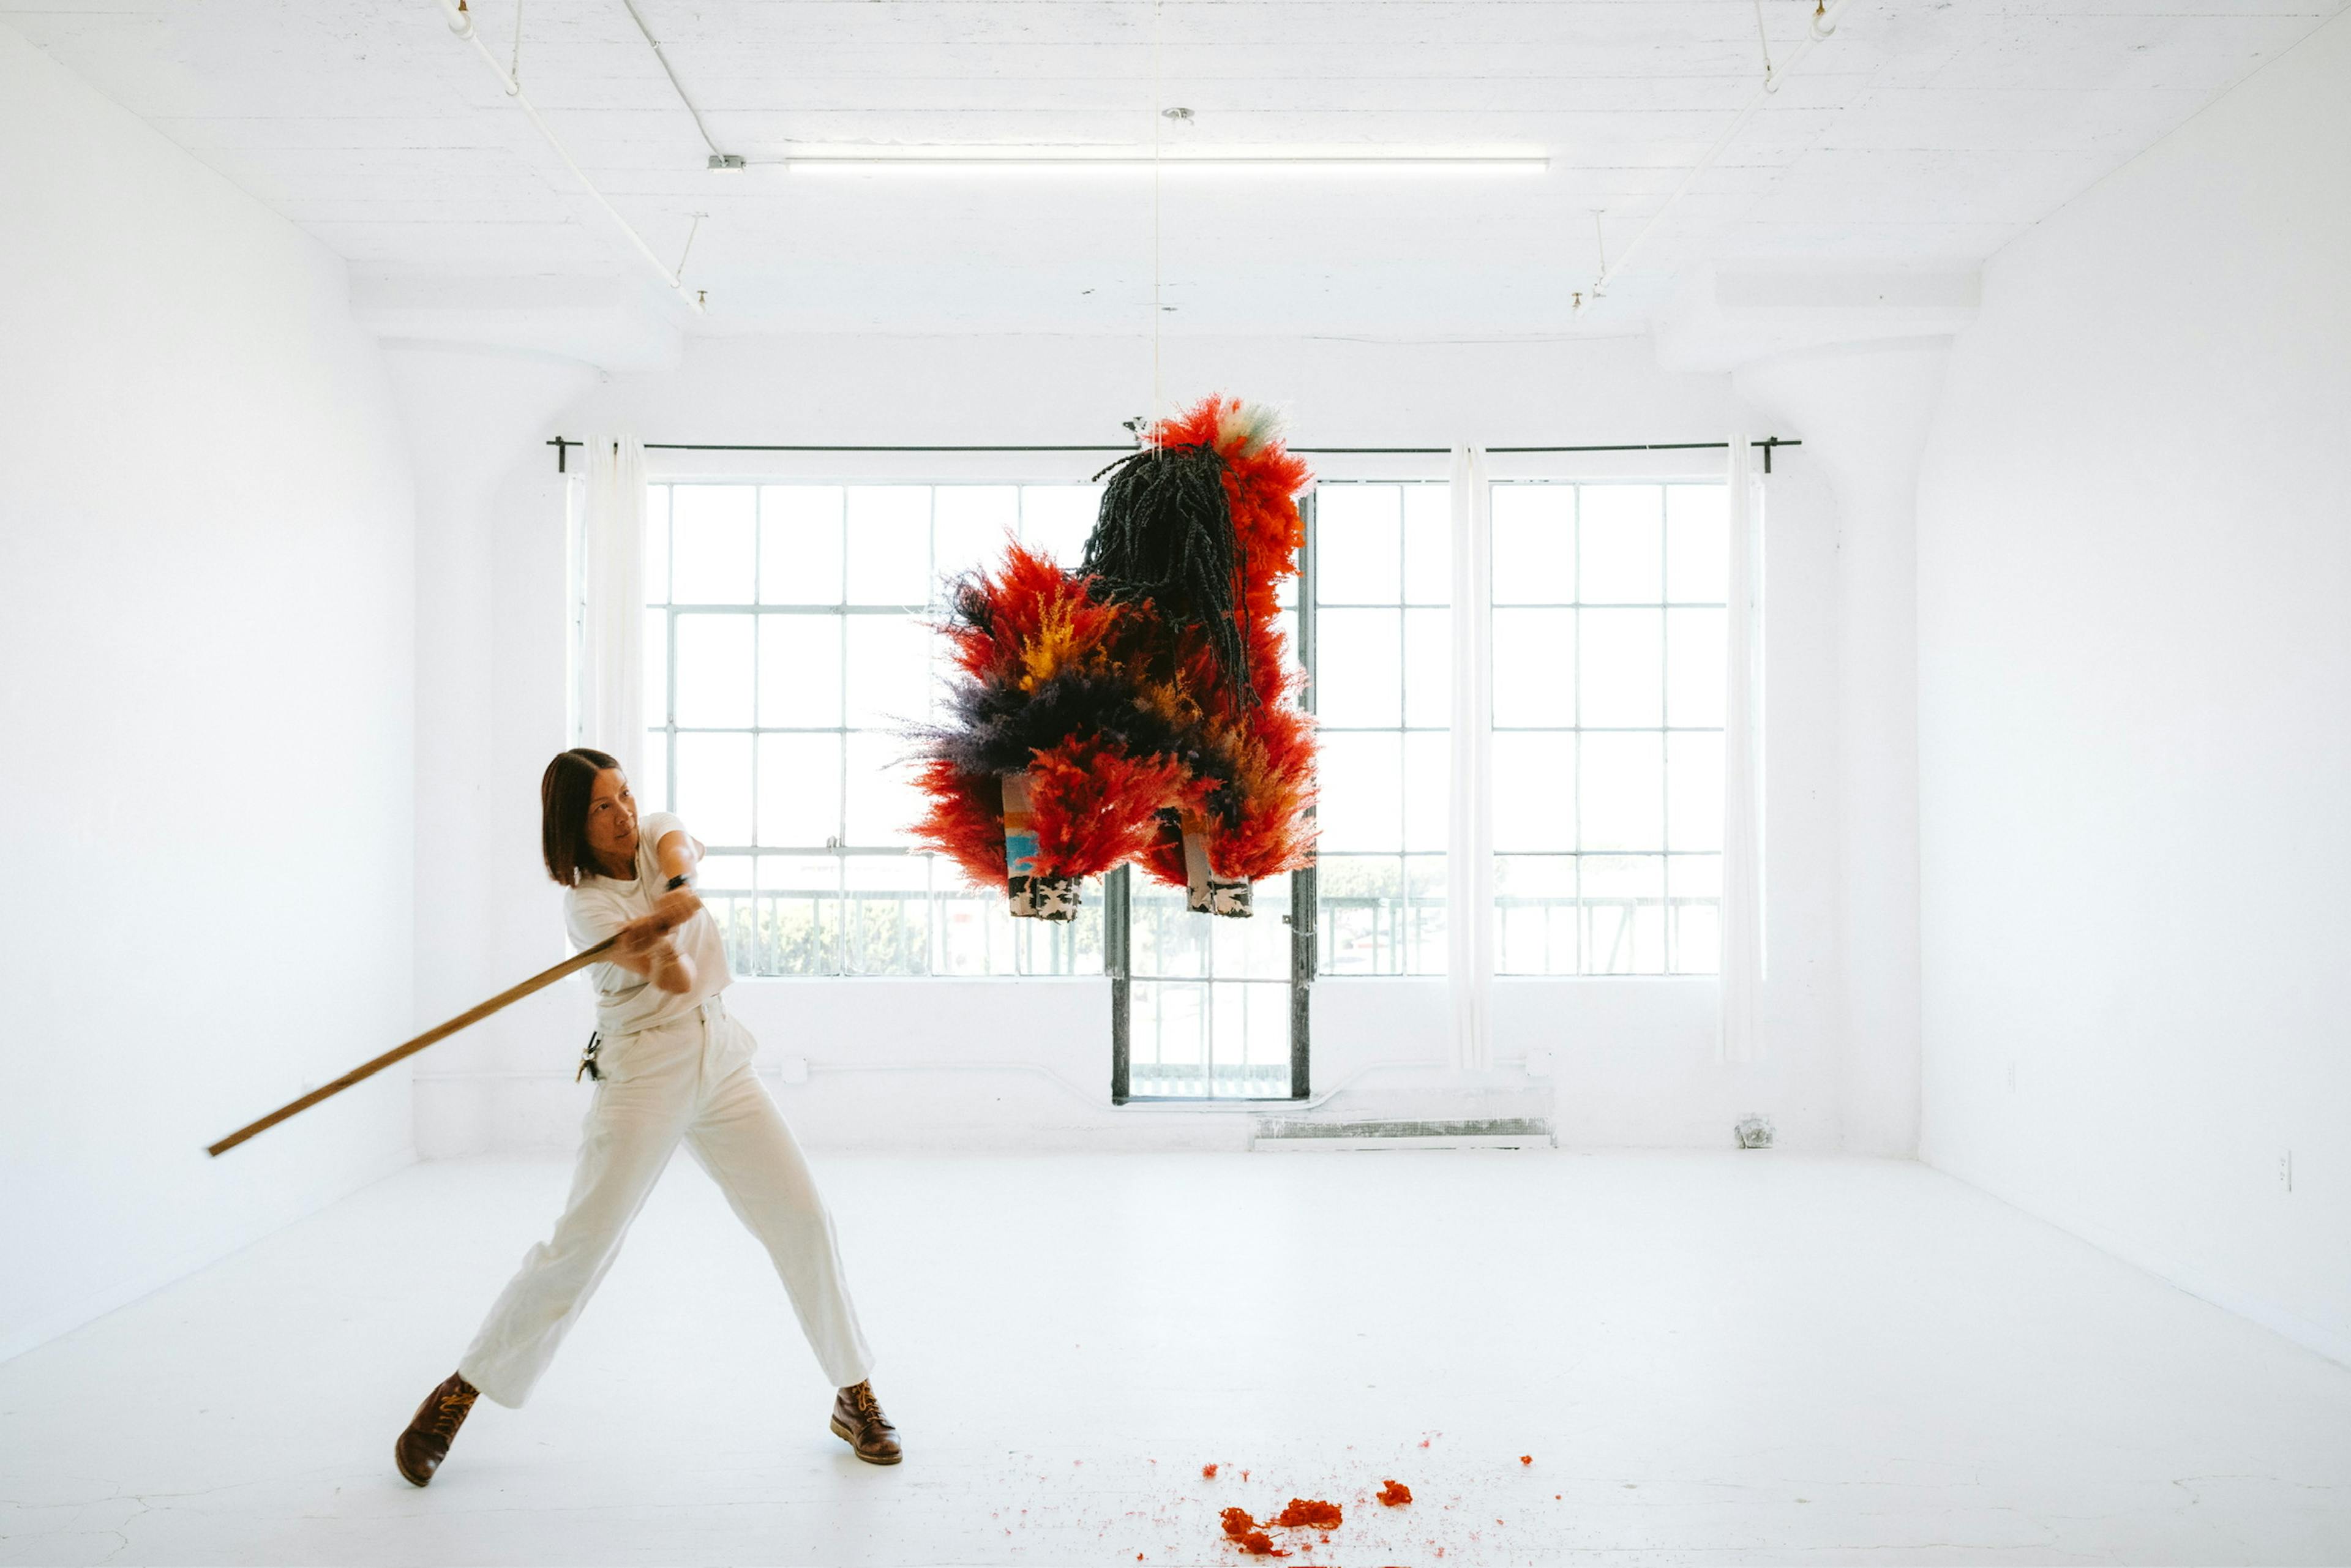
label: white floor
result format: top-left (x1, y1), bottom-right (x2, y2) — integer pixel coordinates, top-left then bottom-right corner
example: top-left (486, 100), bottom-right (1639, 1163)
top-left (2, 1152), bottom-right (2346, 1567)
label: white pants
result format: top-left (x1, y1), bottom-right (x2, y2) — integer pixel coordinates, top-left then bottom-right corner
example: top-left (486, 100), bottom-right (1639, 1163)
top-left (457, 996), bottom-right (874, 1408)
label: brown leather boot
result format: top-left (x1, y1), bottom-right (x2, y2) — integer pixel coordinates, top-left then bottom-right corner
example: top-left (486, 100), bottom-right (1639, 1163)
top-left (394, 1371), bottom-right (481, 1487)
top-left (830, 1380), bottom-right (901, 1465)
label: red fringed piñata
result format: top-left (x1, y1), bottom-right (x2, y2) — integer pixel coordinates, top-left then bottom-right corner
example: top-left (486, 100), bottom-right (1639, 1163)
top-left (909, 396), bottom-right (1316, 920)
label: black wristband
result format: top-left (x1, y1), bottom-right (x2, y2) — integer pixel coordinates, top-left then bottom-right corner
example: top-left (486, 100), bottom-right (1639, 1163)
top-left (664, 873), bottom-right (690, 891)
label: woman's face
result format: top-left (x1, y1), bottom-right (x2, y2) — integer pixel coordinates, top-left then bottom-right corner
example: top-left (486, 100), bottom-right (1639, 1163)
top-left (583, 768), bottom-right (639, 876)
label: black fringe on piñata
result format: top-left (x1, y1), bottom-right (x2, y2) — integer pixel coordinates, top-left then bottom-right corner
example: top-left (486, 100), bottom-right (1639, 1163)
top-left (916, 664), bottom-right (1247, 830)
top-left (1082, 441), bottom-right (1255, 707)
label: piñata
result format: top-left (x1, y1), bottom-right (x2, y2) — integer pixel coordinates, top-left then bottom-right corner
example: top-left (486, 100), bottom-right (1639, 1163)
top-left (910, 396), bottom-right (1316, 920)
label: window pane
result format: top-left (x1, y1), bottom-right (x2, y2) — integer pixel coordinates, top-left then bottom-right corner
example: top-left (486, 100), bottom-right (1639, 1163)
top-left (1316, 855), bottom-right (1401, 976)
top-left (932, 486), bottom-right (1019, 583)
top-left (1670, 853), bottom-right (1722, 975)
top-left (697, 851), bottom-right (756, 890)
top-left (643, 608), bottom-right (669, 725)
top-left (1019, 485), bottom-right (1100, 565)
top-left (643, 485), bottom-right (670, 603)
top-left (1403, 607), bottom-right (1450, 726)
top-left (1579, 608), bottom-right (1663, 729)
top-left (673, 613), bottom-right (754, 727)
top-left (1316, 484), bottom-right (1401, 604)
top-left (1579, 485), bottom-right (1663, 604)
top-left (758, 615), bottom-right (844, 728)
top-left (1492, 732), bottom-right (1575, 851)
top-left (1227, 981), bottom-right (1294, 1096)
top-left (1401, 856), bottom-right (1448, 973)
top-left (1274, 606), bottom-right (1303, 684)
top-left (1580, 731), bottom-right (1664, 851)
top-left (673, 731), bottom-right (752, 846)
top-left (1666, 730), bottom-right (1725, 853)
top-left (1496, 853), bottom-right (1578, 976)
top-left (1665, 607), bottom-right (1727, 728)
top-left (1490, 485), bottom-right (1572, 605)
top-left (1313, 609), bottom-right (1400, 727)
top-left (670, 485), bottom-right (756, 604)
top-left (1316, 731), bottom-right (1401, 852)
top-left (845, 486), bottom-right (931, 606)
top-left (1403, 732), bottom-right (1449, 853)
top-left (1130, 980), bottom-right (1209, 1097)
top-left (1667, 484), bottom-right (1729, 603)
top-left (1492, 608), bottom-right (1574, 727)
top-left (1582, 853), bottom-right (1665, 973)
top-left (751, 853), bottom-right (841, 976)
top-left (843, 853), bottom-right (931, 976)
top-left (844, 616), bottom-right (932, 730)
top-left (1401, 484), bottom-right (1450, 605)
top-left (843, 732), bottom-right (923, 848)
top-left (1133, 885), bottom-right (1209, 978)
top-left (756, 732), bottom-right (842, 849)
top-left (1209, 876), bottom-right (1292, 981)
top-left (638, 729), bottom-right (669, 812)
top-left (760, 486), bottom-right (844, 606)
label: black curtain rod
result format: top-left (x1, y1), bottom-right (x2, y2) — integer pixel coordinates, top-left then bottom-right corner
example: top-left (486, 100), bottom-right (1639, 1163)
top-left (547, 435), bottom-right (1799, 473)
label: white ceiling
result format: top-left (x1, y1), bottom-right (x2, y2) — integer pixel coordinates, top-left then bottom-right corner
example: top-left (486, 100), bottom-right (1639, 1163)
top-left (7, 0), bottom-right (2342, 345)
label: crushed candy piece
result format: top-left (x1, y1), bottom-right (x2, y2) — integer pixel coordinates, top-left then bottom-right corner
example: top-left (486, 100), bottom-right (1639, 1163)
top-left (1520, 1455), bottom-right (1532, 1465)
top-left (1203, 1464), bottom-right (1220, 1479)
top-left (1221, 1508), bottom-right (1259, 1539)
top-left (1377, 1480), bottom-right (1414, 1507)
top-left (1234, 1530), bottom-right (1288, 1557)
top-left (1275, 1499), bottom-right (1343, 1530)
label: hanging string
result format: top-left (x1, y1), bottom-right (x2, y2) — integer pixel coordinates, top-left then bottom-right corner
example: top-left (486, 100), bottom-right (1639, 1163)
top-left (1150, 0), bottom-right (1164, 445)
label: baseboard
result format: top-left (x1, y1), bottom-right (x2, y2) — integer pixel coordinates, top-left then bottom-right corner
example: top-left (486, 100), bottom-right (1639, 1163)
top-left (0, 1142), bottom-right (418, 1367)
top-left (1928, 1156), bottom-right (2351, 1370)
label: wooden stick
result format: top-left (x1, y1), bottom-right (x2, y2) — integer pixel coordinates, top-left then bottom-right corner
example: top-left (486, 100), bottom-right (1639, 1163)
top-left (206, 936), bottom-right (620, 1158)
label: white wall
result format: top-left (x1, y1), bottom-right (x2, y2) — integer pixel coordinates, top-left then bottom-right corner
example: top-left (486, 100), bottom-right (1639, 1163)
top-left (417, 331), bottom-right (1859, 1155)
top-left (1738, 339), bottom-right (1954, 1157)
top-left (1915, 12), bottom-right (2351, 1362)
top-left (0, 28), bottom-right (418, 1360)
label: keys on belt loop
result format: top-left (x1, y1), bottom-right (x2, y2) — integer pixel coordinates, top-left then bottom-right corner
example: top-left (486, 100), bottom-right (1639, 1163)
top-left (576, 1030), bottom-right (603, 1083)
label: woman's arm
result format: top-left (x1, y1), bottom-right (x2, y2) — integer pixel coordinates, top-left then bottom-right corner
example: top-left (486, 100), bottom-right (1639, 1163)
top-left (591, 886), bottom-right (704, 994)
top-left (653, 827), bottom-right (704, 883)
top-left (613, 920), bottom-right (697, 994)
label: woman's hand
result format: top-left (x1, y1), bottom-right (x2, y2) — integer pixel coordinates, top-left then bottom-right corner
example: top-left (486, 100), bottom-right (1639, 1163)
top-left (611, 902), bottom-right (698, 992)
top-left (650, 887), bottom-right (702, 931)
top-left (645, 940), bottom-right (696, 994)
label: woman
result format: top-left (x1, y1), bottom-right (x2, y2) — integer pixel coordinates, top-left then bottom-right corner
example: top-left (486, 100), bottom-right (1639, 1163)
top-left (393, 748), bottom-right (898, 1485)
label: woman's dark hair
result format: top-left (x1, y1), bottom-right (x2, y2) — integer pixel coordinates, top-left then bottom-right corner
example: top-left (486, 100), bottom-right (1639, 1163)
top-left (541, 748), bottom-right (624, 887)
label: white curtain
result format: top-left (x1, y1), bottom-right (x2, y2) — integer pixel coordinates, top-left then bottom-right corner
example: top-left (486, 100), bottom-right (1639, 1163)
top-left (1447, 445), bottom-right (1496, 1070)
top-left (573, 434), bottom-right (646, 771)
top-left (1719, 434), bottom-right (1766, 1062)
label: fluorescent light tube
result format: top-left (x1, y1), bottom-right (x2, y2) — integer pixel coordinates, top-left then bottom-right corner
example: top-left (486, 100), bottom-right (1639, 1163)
top-left (756, 146), bottom-right (1548, 177)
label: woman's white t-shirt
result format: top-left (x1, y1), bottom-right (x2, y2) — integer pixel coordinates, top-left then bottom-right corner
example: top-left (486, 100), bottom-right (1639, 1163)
top-left (564, 810), bottom-right (732, 1037)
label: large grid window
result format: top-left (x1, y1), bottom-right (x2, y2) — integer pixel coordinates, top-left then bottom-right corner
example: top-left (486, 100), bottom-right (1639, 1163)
top-left (1311, 482), bottom-right (1452, 975)
top-left (641, 481), bottom-right (1105, 977)
top-left (1490, 481), bottom-right (1727, 975)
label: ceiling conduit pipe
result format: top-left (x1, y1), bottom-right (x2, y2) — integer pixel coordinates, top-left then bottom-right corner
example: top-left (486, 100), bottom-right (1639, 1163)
top-left (1573, 0), bottom-right (1858, 317)
top-left (429, 0), bottom-right (707, 314)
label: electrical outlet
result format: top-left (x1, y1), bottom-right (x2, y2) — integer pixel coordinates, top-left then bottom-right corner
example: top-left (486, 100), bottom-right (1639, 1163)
top-left (2278, 1151), bottom-right (2293, 1193)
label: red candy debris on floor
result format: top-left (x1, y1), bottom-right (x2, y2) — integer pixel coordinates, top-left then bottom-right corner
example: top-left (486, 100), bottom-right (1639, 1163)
top-left (1222, 1508), bottom-right (1259, 1539)
top-left (1203, 1463), bottom-right (1220, 1479)
top-left (1275, 1499), bottom-right (1344, 1530)
top-left (1377, 1480), bottom-right (1414, 1507)
top-left (1520, 1455), bottom-right (1533, 1465)
top-left (1235, 1531), bottom-right (1288, 1557)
